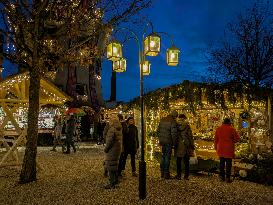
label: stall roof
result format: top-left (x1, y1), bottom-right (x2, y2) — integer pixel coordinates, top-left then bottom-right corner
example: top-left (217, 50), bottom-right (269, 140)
top-left (0, 72), bottom-right (72, 106)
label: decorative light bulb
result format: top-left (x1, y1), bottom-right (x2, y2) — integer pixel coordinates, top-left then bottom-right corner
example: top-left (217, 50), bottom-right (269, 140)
top-left (143, 64), bottom-right (148, 72)
top-left (150, 41), bottom-right (155, 48)
top-left (113, 47), bottom-right (117, 54)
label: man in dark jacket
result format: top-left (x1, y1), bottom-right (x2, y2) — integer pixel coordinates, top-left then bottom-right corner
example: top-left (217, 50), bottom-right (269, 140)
top-left (64, 115), bottom-right (76, 154)
top-left (157, 110), bottom-right (178, 179)
top-left (118, 117), bottom-right (139, 177)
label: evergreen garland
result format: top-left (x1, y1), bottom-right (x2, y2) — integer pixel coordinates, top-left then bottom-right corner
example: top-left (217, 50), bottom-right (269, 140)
top-left (123, 81), bottom-right (270, 114)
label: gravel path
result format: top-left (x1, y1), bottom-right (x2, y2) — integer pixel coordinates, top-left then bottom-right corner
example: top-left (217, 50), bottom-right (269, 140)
top-left (0, 145), bottom-right (273, 205)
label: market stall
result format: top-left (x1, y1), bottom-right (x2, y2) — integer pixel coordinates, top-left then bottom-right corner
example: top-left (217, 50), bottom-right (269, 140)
top-left (125, 81), bottom-right (273, 180)
top-left (0, 72), bottom-right (71, 167)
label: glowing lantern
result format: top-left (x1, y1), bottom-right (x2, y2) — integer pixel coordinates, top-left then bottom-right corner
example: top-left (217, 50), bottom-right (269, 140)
top-left (107, 40), bottom-right (122, 61)
top-left (166, 45), bottom-right (180, 66)
top-left (140, 61), bottom-right (151, 76)
top-left (113, 58), bottom-right (126, 72)
top-left (144, 33), bottom-right (161, 56)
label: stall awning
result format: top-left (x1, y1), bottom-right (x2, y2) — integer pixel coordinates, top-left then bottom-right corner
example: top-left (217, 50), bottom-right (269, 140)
top-left (0, 72), bottom-right (72, 106)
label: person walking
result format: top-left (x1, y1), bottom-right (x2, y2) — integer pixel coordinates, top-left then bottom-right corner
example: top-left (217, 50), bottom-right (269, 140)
top-left (51, 118), bottom-right (65, 152)
top-left (157, 110), bottom-right (178, 179)
top-left (174, 114), bottom-right (195, 180)
top-left (118, 117), bottom-right (139, 177)
top-left (214, 118), bottom-right (240, 183)
top-left (104, 116), bottom-right (122, 189)
top-left (64, 114), bottom-right (76, 154)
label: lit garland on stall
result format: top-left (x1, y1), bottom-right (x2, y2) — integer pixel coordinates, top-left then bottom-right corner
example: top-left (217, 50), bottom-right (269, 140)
top-left (124, 81), bottom-right (272, 157)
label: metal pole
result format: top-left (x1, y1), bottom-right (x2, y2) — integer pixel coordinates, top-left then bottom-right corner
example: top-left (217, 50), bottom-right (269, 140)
top-left (139, 50), bottom-right (146, 200)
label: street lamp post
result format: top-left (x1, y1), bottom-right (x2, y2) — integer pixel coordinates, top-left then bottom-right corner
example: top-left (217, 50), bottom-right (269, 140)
top-left (106, 25), bottom-right (180, 200)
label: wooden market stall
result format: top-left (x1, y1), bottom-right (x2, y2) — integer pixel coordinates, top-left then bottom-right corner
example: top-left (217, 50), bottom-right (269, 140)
top-left (0, 72), bottom-right (71, 167)
top-left (126, 81), bottom-right (272, 159)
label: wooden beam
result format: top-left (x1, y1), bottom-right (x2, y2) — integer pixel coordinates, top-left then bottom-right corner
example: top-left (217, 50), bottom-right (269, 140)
top-left (21, 79), bottom-right (26, 100)
top-left (0, 99), bottom-right (65, 104)
top-left (0, 128), bottom-right (27, 167)
top-left (1, 103), bottom-right (21, 135)
top-left (14, 83), bottom-right (22, 99)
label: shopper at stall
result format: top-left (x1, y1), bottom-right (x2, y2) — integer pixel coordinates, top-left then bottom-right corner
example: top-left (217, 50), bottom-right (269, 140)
top-left (174, 114), bottom-right (195, 180)
top-left (118, 117), bottom-right (139, 177)
top-left (64, 114), bottom-right (76, 154)
top-left (157, 110), bottom-right (178, 179)
top-left (104, 116), bottom-right (122, 189)
top-left (214, 118), bottom-right (240, 183)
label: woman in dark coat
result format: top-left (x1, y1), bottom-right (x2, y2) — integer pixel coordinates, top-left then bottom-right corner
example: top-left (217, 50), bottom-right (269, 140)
top-left (104, 116), bottom-right (122, 189)
top-left (118, 117), bottom-right (139, 177)
top-left (174, 114), bottom-right (195, 180)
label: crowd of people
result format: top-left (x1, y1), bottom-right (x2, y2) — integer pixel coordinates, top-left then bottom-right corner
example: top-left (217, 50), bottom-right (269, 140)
top-left (102, 110), bottom-right (240, 189)
top-left (51, 109), bottom-right (240, 189)
top-left (51, 114), bottom-right (78, 154)
top-left (157, 110), bottom-right (240, 183)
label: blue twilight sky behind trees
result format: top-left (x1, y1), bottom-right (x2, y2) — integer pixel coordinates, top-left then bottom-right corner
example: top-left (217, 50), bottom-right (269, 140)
top-left (102, 0), bottom-right (270, 102)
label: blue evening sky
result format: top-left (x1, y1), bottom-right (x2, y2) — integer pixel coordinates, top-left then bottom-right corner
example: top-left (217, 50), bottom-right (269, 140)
top-left (102, 0), bottom-right (265, 102)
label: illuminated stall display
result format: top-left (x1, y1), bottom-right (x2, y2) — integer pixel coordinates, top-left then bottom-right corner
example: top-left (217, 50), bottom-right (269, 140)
top-left (0, 72), bottom-right (71, 167)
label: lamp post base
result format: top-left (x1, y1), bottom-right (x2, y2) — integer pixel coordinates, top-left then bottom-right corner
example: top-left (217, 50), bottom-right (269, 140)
top-left (139, 160), bottom-right (146, 200)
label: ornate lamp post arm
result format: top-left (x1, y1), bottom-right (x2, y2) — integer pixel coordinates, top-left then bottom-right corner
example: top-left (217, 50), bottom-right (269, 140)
top-left (112, 27), bottom-right (146, 199)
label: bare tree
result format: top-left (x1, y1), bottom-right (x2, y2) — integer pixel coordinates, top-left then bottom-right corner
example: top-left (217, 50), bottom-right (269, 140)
top-left (209, 1), bottom-right (273, 89)
top-left (0, 0), bottom-right (151, 184)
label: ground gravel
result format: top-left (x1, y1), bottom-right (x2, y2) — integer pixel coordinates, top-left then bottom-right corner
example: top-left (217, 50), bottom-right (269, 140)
top-left (0, 144), bottom-right (273, 205)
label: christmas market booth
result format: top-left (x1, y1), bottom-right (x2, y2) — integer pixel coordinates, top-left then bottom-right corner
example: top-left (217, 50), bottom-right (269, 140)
top-left (125, 80), bottom-right (273, 184)
top-left (0, 72), bottom-right (71, 167)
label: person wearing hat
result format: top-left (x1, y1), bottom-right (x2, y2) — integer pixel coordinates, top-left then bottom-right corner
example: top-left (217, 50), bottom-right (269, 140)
top-left (157, 110), bottom-right (178, 179)
top-left (214, 118), bottom-right (240, 183)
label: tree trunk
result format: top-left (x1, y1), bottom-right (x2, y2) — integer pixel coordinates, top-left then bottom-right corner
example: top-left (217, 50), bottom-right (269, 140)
top-left (19, 70), bottom-right (41, 183)
top-left (19, 11), bottom-right (41, 183)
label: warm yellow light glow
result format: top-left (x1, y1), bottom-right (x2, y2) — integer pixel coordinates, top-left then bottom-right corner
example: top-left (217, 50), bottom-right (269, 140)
top-left (150, 41), bottom-right (155, 48)
top-left (113, 58), bottom-right (126, 72)
top-left (107, 40), bottom-right (123, 61)
top-left (144, 33), bottom-right (161, 56)
top-left (140, 61), bottom-right (151, 75)
top-left (113, 47), bottom-right (118, 54)
top-left (167, 45), bottom-right (180, 66)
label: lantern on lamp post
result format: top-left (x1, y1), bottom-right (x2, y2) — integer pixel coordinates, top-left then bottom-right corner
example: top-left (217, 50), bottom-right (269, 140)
top-left (144, 33), bottom-right (161, 56)
top-left (140, 60), bottom-right (151, 75)
top-left (113, 58), bottom-right (126, 72)
top-left (107, 40), bottom-right (123, 61)
top-left (166, 45), bottom-right (180, 66)
top-left (105, 26), bottom-right (180, 200)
